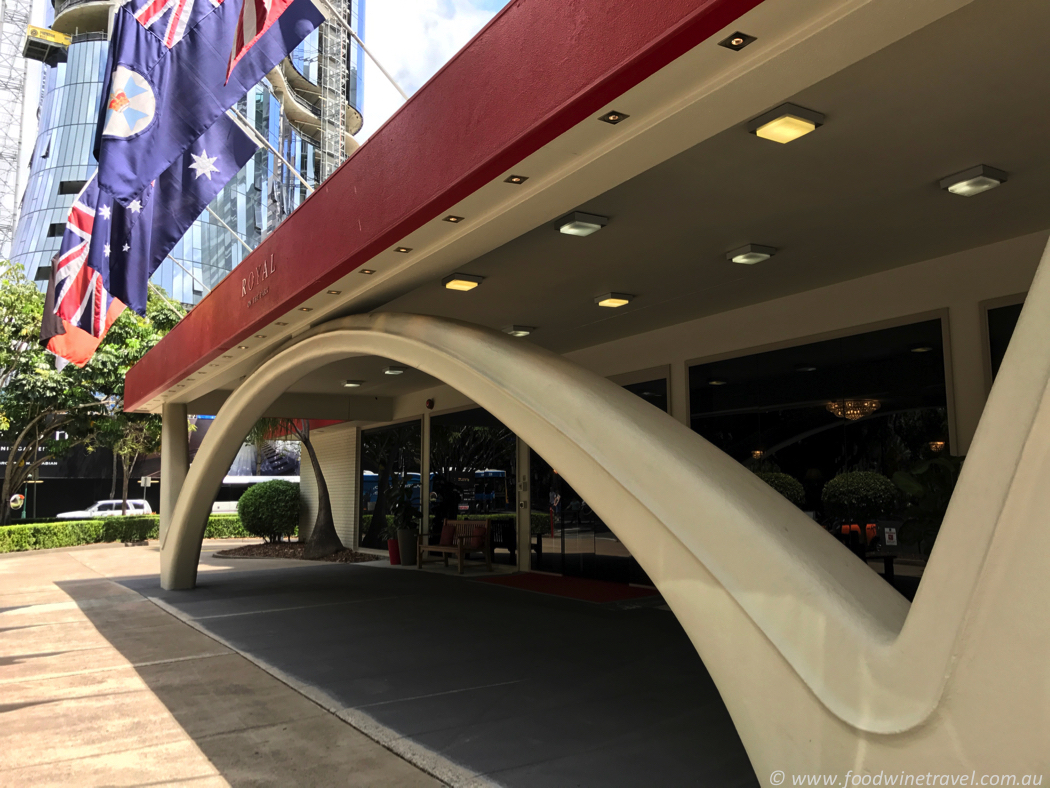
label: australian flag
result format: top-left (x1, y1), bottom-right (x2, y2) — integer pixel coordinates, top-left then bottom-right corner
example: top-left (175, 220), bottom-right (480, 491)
top-left (42, 115), bottom-right (258, 366)
top-left (95, 0), bottom-right (323, 203)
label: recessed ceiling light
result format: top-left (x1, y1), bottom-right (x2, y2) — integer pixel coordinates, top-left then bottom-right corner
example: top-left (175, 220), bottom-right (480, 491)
top-left (442, 273), bottom-right (484, 291)
top-left (718, 31), bottom-right (756, 51)
top-left (327, 290), bottom-right (341, 295)
top-left (599, 110), bottom-right (628, 125)
top-left (274, 322), bottom-right (288, 326)
top-left (237, 346), bottom-right (248, 350)
top-left (708, 379), bottom-right (728, 386)
top-left (559, 212), bottom-right (609, 237)
top-left (911, 345), bottom-right (933, 353)
top-left (940, 165), bottom-right (1007, 197)
top-left (299, 307), bottom-right (313, 312)
top-left (360, 269), bottom-right (375, 275)
top-left (443, 215), bottom-right (464, 223)
top-left (727, 244), bottom-right (777, 265)
top-left (395, 247), bottom-right (412, 253)
top-left (795, 364), bottom-right (817, 372)
top-left (222, 355), bottom-right (232, 359)
top-left (343, 380), bottom-right (365, 388)
top-left (594, 292), bottom-right (633, 308)
top-left (504, 175), bottom-right (528, 184)
top-left (255, 335), bottom-right (266, 339)
top-left (503, 325), bottom-right (535, 337)
top-left (748, 103), bottom-right (824, 144)
top-left (384, 366), bottom-right (406, 375)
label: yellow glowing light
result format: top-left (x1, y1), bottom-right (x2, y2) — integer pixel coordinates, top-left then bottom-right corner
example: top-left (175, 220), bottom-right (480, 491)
top-left (444, 279), bottom-right (480, 291)
top-left (597, 296), bottom-right (630, 308)
top-left (755, 114), bottom-right (817, 144)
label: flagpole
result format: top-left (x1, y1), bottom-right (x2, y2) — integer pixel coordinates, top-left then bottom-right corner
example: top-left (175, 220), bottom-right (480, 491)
top-left (204, 206), bottom-right (253, 255)
top-left (148, 282), bottom-right (185, 318)
top-left (317, 0), bottom-right (408, 101)
top-left (166, 253), bottom-right (213, 294)
top-left (226, 109), bottom-right (315, 194)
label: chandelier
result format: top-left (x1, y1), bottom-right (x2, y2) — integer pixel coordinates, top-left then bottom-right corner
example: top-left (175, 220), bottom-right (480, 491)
top-left (826, 399), bottom-right (881, 421)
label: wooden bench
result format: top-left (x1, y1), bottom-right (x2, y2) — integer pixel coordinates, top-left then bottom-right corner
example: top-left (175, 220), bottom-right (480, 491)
top-left (417, 519), bottom-right (492, 574)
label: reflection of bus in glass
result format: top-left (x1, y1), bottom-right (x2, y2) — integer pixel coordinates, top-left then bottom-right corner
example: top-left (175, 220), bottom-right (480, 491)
top-left (361, 472), bottom-right (421, 512)
top-left (363, 470), bottom-right (511, 514)
top-left (471, 469), bottom-right (509, 512)
top-left (431, 469), bottom-right (510, 514)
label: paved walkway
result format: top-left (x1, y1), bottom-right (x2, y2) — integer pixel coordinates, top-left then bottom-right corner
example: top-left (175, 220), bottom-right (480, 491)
top-left (1, 540), bottom-right (758, 787)
top-left (0, 541), bottom-right (440, 787)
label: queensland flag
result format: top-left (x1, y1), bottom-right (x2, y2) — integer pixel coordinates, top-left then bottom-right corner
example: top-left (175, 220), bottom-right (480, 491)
top-left (42, 114), bottom-right (257, 366)
top-left (94, 0), bottom-right (322, 204)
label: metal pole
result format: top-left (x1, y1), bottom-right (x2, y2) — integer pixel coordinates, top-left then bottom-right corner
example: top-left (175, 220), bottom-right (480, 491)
top-left (227, 108), bottom-right (315, 193)
top-left (166, 254), bottom-right (213, 294)
top-left (316, 0), bottom-right (409, 100)
top-left (148, 281), bottom-right (184, 317)
top-left (204, 206), bottom-right (253, 254)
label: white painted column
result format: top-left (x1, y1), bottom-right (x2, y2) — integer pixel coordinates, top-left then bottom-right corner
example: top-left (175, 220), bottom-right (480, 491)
top-left (160, 403), bottom-right (188, 546)
top-left (669, 359), bottom-right (690, 427)
top-left (947, 302), bottom-right (988, 455)
top-left (516, 436), bottom-right (531, 571)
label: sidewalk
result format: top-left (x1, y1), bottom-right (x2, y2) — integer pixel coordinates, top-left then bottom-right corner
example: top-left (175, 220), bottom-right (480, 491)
top-left (0, 540), bottom-right (441, 787)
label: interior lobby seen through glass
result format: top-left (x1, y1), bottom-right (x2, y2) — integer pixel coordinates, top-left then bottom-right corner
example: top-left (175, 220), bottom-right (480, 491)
top-left (689, 319), bottom-right (949, 544)
top-left (428, 408), bottom-right (518, 566)
top-left (359, 420), bottom-right (421, 549)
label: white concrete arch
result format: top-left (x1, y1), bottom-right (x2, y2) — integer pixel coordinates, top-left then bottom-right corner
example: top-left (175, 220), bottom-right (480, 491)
top-left (162, 241), bottom-right (1050, 773)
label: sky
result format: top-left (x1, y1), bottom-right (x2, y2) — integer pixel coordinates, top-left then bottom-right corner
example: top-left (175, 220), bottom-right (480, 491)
top-left (356, 0), bottom-right (510, 141)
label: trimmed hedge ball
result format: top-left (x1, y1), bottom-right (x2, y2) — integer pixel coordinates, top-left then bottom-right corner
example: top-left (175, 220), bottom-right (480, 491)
top-left (755, 472), bottom-right (807, 509)
top-left (237, 480), bottom-right (300, 542)
top-left (821, 472), bottom-right (900, 522)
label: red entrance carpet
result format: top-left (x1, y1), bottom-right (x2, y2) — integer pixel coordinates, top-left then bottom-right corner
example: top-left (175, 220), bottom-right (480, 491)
top-left (474, 573), bottom-right (660, 603)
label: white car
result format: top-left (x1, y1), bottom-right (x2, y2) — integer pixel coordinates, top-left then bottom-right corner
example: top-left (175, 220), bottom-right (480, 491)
top-left (56, 499), bottom-right (153, 519)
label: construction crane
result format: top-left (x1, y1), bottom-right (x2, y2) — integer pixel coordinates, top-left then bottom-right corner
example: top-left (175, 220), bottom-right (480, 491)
top-left (0, 0), bottom-right (33, 257)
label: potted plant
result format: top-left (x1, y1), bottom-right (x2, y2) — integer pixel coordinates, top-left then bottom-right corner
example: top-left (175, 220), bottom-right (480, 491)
top-left (381, 519), bottom-right (401, 565)
top-left (385, 479), bottom-right (420, 566)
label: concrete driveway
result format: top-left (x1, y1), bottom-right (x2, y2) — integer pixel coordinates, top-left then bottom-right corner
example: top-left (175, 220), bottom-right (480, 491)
top-left (1, 540), bottom-right (757, 786)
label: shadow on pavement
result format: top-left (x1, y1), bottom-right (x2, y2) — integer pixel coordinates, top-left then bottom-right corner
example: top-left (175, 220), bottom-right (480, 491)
top-left (62, 563), bottom-right (758, 787)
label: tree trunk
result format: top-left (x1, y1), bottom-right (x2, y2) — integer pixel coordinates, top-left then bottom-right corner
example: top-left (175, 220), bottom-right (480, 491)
top-left (363, 453), bottom-right (392, 547)
top-left (121, 456), bottom-right (132, 515)
top-left (110, 452), bottom-right (118, 499)
top-left (300, 434), bottom-right (343, 559)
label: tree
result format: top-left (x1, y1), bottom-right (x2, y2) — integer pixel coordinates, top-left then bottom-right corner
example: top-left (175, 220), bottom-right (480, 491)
top-left (97, 414), bottom-right (163, 514)
top-left (0, 262), bottom-right (183, 523)
top-left (243, 417), bottom-right (343, 558)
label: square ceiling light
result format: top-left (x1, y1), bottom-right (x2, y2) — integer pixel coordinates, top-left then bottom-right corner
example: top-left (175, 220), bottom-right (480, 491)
top-left (559, 212), bottom-right (609, 237)
top-left (503, 325), bottom-right (534, 337)
top-left (727, 244), bottom-right (777, 265)
top-left (343, 380), bottom-right (364, 388)
top-left (384, 366), bottom-right (406, 376)
top-left (442, 273), bottom-right (484, 291)
top-left (747, 103), bottom-right (825, 144)
top-left (939, 165), bottom-right (1007, 197)
top-left (594, 292), bottom-right (634, 308)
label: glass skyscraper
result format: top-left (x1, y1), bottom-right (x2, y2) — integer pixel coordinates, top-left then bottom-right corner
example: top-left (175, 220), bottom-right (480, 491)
top-left (11, 3), bottom-right (365, 307)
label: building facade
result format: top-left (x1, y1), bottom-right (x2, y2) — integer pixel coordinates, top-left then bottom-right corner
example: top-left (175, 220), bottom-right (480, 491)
top-left (11, 0), bottom-right (365, 306)
top-left (127, 0), bottom-right (1050, 777)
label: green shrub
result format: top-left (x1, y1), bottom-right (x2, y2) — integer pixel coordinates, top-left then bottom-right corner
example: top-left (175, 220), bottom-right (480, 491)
top-left (822, 472), bottom-right (901, 522)
top-left (0, 513), bottom-right (262, 553)
top-left (204, 514), bottom-right (254, 539)
top-left (755, 472), bottom-right (807, 508)
top-left (237, 480), bottom-right (300, 543)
